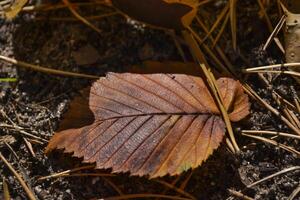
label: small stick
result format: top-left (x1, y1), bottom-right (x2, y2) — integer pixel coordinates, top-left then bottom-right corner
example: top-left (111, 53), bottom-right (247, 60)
top-left (0, 153), bottom-right (37, 200)
top-left (0, 55), bottom-right (99, 79)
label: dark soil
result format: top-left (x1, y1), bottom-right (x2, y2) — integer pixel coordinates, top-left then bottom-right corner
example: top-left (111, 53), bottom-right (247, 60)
top-left (0, 1), bottom-right (300, 200)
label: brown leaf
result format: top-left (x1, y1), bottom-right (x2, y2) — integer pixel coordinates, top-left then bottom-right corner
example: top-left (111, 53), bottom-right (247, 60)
top-left (111, 0), bottom-right (198, 30)
top-left (46, 73), bottom-right (250, 178)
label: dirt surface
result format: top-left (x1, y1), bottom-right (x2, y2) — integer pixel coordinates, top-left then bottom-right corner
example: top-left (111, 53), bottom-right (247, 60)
top-left (0, 1), bottom-right (300, 200)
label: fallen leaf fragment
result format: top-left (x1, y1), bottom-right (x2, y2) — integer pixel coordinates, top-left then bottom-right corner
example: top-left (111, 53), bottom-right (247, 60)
top-left (111, 0), bottom-right (199, 30)
top-left (46, 73), bottom-right (250, 178)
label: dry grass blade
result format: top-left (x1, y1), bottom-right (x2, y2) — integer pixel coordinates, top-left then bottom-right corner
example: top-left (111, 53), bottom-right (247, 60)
top-left (205, 68), bottom-right (240, 152)
top-left (62, 0), bottom-right (102, 34)
top-left (103, 193), bottom-right (193, 200)
top-left (229, 0), bottom-right (237, 50)
top-left (38, 164), bottom-right (96, 180)
top-left (242, 133), bottom-right (300, 156)
top-left (155, 180), bottom-right (196, 200)
top-left (0, 55), bottom-right (98, 79)
top-left (3, 177), bottom-right (10, 200)
top-left (246, 166), bottom-right (300, 188)
top-left (288, 184), bottom-right (300, 200)
top-left (182, 31), bottom-right (240, 153)
top-left (242, 130), bottom-right (300, 140)
top-left (0, 153), bottom-right (37, 200)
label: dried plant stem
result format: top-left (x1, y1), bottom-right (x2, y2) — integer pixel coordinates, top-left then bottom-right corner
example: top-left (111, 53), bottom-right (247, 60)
top-left (242, 133), bottom-right (300, 156)
top-left (246, 166), bottom-right (300, 188)
top-left (0, 55), bottom-right (98, 79)
top-left (242, 130), bottom-right (300, 140)
top-left (62, 0), bottom-right (102, 34)
top-left (0, 153), bottom-right (37, 200)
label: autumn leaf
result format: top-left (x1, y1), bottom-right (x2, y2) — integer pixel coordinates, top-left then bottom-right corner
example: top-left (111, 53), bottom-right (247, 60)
top-left (46, 73), bottom-right (250, 178)
top-left (111, 0), bottom-right (199, 30)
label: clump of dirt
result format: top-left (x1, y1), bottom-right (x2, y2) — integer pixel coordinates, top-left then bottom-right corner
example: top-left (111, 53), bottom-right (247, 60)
top-left (0, 1), bottom-right (300, 200)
